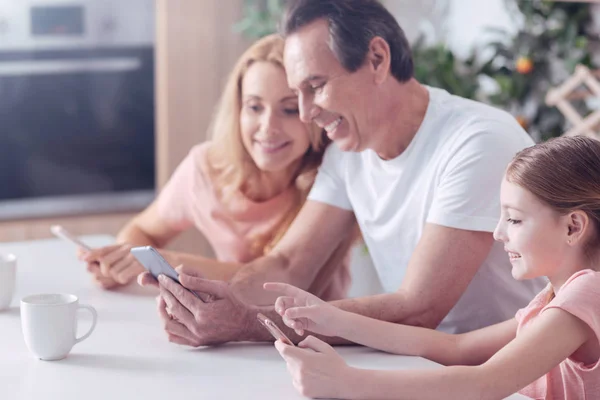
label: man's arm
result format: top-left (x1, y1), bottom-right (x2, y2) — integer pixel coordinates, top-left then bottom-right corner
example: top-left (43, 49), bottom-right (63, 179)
top-left (140, 199), bottom-right (356, 346)
top-left (232, 222), bottom-right (494, 345)
top-left (322, 223), bottom-right (494, 341)
top-left (230, 199), bottom-right (356, 304)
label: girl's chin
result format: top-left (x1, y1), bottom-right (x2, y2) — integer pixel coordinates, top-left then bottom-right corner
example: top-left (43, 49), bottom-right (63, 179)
top-left (511, 266), bottom-right (526, 280)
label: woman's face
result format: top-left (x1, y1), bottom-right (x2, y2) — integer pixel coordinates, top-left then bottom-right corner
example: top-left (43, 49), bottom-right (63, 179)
top-left (240, 61), bottom-right (311, 173)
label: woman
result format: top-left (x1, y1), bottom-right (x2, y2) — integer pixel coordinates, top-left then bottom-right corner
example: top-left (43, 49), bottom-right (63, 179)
top-left (80, 34), bottom-right (353, 301)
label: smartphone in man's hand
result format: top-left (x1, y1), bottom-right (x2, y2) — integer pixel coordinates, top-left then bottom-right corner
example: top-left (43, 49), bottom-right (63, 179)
top-left (130, 246), bottom-right (207, 302)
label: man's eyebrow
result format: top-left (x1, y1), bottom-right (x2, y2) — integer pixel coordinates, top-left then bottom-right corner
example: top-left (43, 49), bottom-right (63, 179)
top-left (299, 75), bottom-right (326, 86)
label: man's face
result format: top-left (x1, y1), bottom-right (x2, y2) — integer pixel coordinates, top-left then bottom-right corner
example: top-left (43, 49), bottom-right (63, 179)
top-left (284, 19), bottom-right (377, 153)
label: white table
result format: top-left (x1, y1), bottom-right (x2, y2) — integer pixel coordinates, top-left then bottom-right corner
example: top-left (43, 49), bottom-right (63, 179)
top-left (0, 236), bottom-right (528, 400)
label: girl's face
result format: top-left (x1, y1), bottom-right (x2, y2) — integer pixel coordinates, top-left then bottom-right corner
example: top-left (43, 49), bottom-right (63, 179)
top-left (493, 178), bottom-right (569, 280)
top-left (240, 61), bottom-right (311, 173)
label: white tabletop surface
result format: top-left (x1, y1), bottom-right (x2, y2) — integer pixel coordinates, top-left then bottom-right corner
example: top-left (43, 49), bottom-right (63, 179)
top-left (0, 236), bottom-right (528, 400)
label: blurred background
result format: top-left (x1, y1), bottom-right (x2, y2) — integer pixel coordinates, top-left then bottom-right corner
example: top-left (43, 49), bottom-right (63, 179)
top-left (0, 0), bottom-right (598, 271)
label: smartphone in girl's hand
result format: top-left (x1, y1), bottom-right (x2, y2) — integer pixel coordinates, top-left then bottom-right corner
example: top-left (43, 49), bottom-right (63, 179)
top-left (257, 313), bottom-right (294, 346)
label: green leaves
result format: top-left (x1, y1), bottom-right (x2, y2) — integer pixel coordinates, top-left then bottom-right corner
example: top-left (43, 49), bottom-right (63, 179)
top-left (234, 0), bottom-right (286, 39)
top-left (412, 38), bottom-right (481, 100)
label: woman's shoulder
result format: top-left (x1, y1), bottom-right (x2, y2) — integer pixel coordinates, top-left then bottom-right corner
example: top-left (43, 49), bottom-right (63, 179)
top-left (183, 141), bottom-right (214, 176)
top-left (187, 141), bottom-right (213, 164)
top-left (167, 141), bottom-right (216, 194)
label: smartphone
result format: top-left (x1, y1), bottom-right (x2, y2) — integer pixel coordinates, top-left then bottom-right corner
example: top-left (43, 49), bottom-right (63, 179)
top-left (257, 313), bottom-right (294, 346)
top-left (51, 225), bottom-right (92, 251)
top-left (130, 246), bottom-right (206, 302)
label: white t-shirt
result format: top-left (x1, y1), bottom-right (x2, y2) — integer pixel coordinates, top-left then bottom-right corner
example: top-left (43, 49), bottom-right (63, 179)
top-left (308, 86), bottom-right (546, 333)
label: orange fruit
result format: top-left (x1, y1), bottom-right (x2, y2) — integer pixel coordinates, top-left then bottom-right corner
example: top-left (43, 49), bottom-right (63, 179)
top-left (516, 57), bottom-right (533, 74)
top-left (516, 116), bottom-right (528, 129)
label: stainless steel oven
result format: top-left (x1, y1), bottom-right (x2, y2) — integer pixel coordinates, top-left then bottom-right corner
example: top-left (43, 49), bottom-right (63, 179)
top-left (0, 0), bottom-right (155, 219)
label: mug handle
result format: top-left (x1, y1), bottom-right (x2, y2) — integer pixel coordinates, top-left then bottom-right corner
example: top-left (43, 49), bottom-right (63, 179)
top-left (75, 304), bottom-right (98, 344)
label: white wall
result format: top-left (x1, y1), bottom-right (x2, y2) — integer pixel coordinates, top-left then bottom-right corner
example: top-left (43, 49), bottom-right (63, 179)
top-left (446, 0), bottom-right (517, 58)
top-left (384, 0), bottom-right (517, 59)
top-left (0, 0), bottom-right (154, 50)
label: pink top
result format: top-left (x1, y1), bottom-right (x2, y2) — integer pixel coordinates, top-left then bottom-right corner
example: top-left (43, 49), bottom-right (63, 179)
top-left (516, 269), bottom-right (600, 399)
top-left (156, 142), bottom-right (351, 300)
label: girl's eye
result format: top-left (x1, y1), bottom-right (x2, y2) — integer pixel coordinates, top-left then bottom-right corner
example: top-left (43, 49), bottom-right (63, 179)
top-left (507, 218), bottom-right (521, 225)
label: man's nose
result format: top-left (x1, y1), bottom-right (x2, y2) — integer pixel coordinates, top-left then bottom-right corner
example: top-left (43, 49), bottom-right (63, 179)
top-left (299, 94), bottom-right (318, 123)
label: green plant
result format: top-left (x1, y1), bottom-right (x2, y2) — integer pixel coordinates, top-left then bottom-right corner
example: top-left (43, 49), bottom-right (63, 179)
top-left (234, 0), bottom-right (286, 39)
top-left (479, 0), bottom-right (598, 140)
top-left (412, 36), bottom-right (482, 101)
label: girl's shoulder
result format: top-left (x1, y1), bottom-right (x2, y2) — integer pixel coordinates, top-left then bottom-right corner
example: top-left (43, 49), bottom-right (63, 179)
top-left (560, 269), bottom-right (600, 291)
top-left (543, 269), bottom-right (600, 330)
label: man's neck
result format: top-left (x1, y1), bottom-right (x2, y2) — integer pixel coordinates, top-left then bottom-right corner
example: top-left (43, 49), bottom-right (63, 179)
top-left (372, 79), bottom-right (430, 160)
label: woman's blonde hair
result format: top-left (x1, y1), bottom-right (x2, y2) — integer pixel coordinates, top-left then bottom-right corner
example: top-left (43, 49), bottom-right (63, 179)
top-left (206, 34), bottom-right (329, 257)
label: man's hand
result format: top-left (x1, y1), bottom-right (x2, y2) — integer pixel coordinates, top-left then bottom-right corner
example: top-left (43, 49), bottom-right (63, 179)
top-left (156, 266), bottom-right (256, 346)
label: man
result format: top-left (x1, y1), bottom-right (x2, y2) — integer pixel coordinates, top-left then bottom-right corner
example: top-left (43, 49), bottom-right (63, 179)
top-left (141, 0), bottom-right (544, 347)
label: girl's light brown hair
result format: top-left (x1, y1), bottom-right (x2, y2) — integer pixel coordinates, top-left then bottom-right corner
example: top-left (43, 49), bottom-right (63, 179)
top-left (206, 34), bottom-right (330, 257)
top-left (506, 136), bottom-right (600, 259)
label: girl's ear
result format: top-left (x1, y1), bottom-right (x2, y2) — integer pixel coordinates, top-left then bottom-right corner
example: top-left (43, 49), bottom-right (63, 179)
top-left (566, 210), bottom-right (589, 245)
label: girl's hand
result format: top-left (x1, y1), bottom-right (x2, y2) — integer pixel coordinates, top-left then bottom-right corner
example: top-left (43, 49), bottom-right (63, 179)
top-left (275, 336), bottom-right (353, 399)
top-left (263, 282), bottom-right (345, 337)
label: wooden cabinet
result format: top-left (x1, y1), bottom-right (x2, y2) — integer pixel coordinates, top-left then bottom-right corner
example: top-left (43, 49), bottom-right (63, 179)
top-left (0, 0), bottom-right (246, 256)
top-left (156, 0), bottom-right (248, 186)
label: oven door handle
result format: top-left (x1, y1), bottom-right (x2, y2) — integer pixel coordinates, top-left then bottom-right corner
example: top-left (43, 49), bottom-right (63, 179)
top-left (0, 57), bottom-right (141, 76)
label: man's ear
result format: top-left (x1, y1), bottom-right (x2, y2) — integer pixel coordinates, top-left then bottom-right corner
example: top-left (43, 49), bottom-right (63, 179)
top-left (366, 37), bottom-right (391, 84)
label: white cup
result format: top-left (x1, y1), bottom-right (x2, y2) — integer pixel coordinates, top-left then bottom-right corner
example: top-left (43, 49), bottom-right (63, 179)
top-left (0, 253), bottom-right (16, 311)
top-left (20, 294), bottom-right (97, 361)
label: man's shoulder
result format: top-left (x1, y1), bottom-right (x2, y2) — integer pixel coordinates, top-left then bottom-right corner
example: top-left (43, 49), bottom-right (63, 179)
top-left (427, 87), bottom-right (534, 152)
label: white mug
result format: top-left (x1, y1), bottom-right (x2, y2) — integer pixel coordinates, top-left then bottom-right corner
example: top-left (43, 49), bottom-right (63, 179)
top-left (0, 253), bottom-right (16, 311)
top-left (20, 294), bottom-right (97, 361)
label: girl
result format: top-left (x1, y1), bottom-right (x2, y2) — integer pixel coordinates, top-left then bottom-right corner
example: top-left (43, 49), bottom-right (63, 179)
top-left (265, 135), bottom-right (600, 399)
top-left (79, 34), bottom-right (352, 302)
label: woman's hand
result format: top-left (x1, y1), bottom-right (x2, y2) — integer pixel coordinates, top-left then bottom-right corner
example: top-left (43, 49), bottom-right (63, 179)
top-left (263, 282), bottom-right (347, 337)
top-left (79, 244), bottom-right (144, 287)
